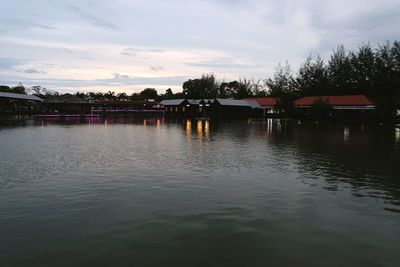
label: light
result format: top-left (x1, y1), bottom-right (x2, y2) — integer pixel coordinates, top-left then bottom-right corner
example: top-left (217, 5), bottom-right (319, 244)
top-left (186, 104), bottom-right (190, 107)
top-left (199, 104), bottom-right (203, 107)
top-left (344, 127), bottom-right (350, 141)
top-left (206, 104), bottom-right (210, 107)
top-left (395, 128), bottom-right (400, 143)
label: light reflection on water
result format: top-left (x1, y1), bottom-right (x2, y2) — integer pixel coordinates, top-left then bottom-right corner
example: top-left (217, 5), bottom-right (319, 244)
top-left (0, 118), bottom-right (400, 267)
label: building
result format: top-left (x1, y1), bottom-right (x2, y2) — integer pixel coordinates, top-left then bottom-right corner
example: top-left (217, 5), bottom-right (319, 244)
top-left (160, 99), bottom-right (188, 116)
top-left (242, 97), bottom-right (277, 117)
top-left (294, 95), bottom-right (376, 120)
top-left (92, 100), bottom-right (159, 111)
top-left (212, 99), bottom-right (252, 119)
top-left (45, 93), bottom-right (90, 114)
top-left (0, 92), bottom-right (44, 116)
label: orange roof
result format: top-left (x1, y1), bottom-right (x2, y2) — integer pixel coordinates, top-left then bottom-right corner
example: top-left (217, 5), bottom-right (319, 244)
top-left (294, 95), bottom-right (374, 106)
top-left (241, 97), bottom-right (277, 106)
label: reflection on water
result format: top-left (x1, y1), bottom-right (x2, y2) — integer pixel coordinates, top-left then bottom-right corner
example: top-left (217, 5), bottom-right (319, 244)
top-left (1, 118), bottom-right (400, 267)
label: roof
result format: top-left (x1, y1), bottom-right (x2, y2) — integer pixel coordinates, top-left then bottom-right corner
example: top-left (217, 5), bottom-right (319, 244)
top-left (187, 99), bottom-right (202, 105)
top-left (242, 97), bottom-right (277, 106)
top-left (0, 92), bottom-right (44, 101)
top-left (215, 98), bottom-right (251, 107)
top-left (160, 99), bottom-right (186, 106)
top-left (46, 93), bottom-right (87, 104)
top-left (243, 100), bottom-right (262, 109)
top-left (94, 100), bottom-right (147, 105)
top-left (294, 95), bottom-right (375, 106)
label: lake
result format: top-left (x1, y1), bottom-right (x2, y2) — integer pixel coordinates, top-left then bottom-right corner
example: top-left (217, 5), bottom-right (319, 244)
top-left (1, 118), bottom-right (400, 267)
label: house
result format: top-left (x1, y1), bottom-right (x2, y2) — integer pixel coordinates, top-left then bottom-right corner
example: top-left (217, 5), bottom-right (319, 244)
top-left (294, 95), bottom-right (375, 120)
top-left (0, 92), bottom-right (44, 116)
top-left (242, 97), bottom-right (278, 116)
top-left (160, 99), bottom-right (188, 116)
top-left (212, 99), bottom-right (252, 119)
top-left (45, 93), bottom-right (90, 114)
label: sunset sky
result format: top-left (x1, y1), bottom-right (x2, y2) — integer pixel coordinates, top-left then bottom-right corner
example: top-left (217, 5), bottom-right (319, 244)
top-left (1, 0), bottom-right (399, 94)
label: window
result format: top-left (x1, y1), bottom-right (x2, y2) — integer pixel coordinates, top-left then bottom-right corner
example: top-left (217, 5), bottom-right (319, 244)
top-left (182, 107), bottom-right (186, 112)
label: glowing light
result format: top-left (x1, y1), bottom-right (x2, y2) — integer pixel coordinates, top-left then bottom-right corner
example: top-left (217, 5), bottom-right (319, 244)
top-left (205, 104), bottom-right (210, 107)
top-left (186, 104), bottom-right (190, 107)
top-left (344, 127), bottom-right (350, 141)
top-left (395, 127), bottom-right (400, 143)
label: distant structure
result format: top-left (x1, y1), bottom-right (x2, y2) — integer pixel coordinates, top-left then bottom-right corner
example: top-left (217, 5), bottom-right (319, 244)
top-left (160, 98), bottom-right (262, 119)
top-left (45, 93), bottom-right (90, 114)
top-left (0, 92), bottom-right (43, 117)
top-left (242, 97), bottom-right (278, 116)
top-left (294, 95), bottom-right (376, 120)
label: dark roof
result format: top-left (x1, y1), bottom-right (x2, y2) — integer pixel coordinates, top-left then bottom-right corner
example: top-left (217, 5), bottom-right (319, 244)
top-left (187, 99), bottom-right (202, 105)
top-left (94, 100), bottom-right (147, 105)
top-left (215, 99), bottom-right (251, 107)
top-left (295, 95), bottom-right (375, 106)
top-left (0, 92), bottom-right (44, 101)
top-left (160, 99), bottom-right (186, 106)
top-left (242, 97), bottom-right (277, 106)
top-left (46, 94), bottom-right (87, 104)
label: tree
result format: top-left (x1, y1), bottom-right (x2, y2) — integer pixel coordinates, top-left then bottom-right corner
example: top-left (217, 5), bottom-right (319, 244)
top-left (296, 55), bottom-right (329, 96)
top-left (1, 83), bottom-right (27, 94)
top-left (117, 92), bottom-right (129, 100)
top-left (182, 73), bottom-right (219, 98)
top-left (29, 85), bottom-right (48, 96)
top-left (139, 88), bottom-right (158, 99)
top-left (351, 43), bottom-right (376, 96)
top-left (265, 62), bottom-right (298, 114)
top-left (327, 45), bottom-right (355, 95)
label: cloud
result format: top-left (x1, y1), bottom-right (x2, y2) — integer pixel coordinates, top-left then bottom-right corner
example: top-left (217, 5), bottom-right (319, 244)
top-left (68, 5), bottom-right (119, 30)
top-left (0, 73), bottom-right (190, 88)
top-left (120, 47), bottom-right (167, 57)
top-left (0, 18), bottom-right (54, 31)
top-left (149, 66), bottom-right (165, 71)
top-left (184, 57), bottom-right (257, 69)
top-left (23, 68), bottom-right (47, 74)
top-left (1, 0), bottom-right (400, 93)
top-left (0, 57), bottom-right (24, 69)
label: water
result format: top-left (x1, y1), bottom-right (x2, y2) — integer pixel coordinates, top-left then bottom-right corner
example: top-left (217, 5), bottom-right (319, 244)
top-left (1, 118), bottom-right (400, 267)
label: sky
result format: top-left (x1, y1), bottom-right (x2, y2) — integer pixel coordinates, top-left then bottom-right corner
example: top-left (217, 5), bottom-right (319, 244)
top-left (0, 0), bottom-right (399, 94)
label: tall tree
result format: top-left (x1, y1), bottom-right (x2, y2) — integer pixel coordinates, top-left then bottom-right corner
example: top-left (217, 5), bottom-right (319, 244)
top-left (296, 55), bottom-right (329, 96)
top-left (327, 45), bottom-right (355, 95)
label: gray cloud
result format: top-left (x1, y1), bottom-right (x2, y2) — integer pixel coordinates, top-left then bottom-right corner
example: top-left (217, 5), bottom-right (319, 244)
top-left (0, 58), bottom-right (24, 69)
top-left (23, 68), bottom-right (47, 74)
top-left (0, 18), bottom-right (54, 31)
top-left (68, 5), bottom-right (119, 30)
